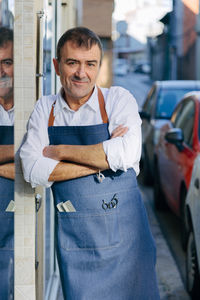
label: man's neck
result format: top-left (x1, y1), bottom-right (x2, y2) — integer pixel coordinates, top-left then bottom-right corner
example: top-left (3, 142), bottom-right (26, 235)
top-left (62, 88), bottom-right (94, 111)
top-left (0, 97), bottom-right (14, 111)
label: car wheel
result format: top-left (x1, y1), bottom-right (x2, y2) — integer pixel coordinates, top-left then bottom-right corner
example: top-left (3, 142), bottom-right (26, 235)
top-left (186, 230), bottom-right (200, 298)
top-left (153, 164), bottom-right (166, 210)
top-left (180, 187), bottom-right (188, 251)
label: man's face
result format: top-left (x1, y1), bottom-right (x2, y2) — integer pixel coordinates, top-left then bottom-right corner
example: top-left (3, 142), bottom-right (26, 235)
top-left (0, 41), bottom-right (13, 100)
top-left (53, 41), bottom-right (101, 102)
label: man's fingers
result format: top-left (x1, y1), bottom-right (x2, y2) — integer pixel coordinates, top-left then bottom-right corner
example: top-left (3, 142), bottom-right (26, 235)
top-left (43, 145), bottom-right (58, 159)
top-left (111, 125), bottom-right (129, 138)
top-left (43, 146), bottom-right (49, 157)
top-left (111, 126), bottom-right (127, 138)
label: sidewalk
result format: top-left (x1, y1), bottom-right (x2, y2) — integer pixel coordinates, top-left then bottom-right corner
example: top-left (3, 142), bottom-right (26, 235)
top-left (113, 72), bottom-right (152, 109)
top-left (141, 186), bottom-right (190, 300)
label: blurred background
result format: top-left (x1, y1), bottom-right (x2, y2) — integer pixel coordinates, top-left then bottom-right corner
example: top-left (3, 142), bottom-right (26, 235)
top-left (1, 0), bottom-right (200, 299)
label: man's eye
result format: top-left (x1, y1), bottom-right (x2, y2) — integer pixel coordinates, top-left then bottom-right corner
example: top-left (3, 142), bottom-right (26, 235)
top-left (88, 63), bottom-right (95, 67)
top-left (67, 61), bottom-right (76, 65)
top-left (2, 60), bottom-right (13, 66)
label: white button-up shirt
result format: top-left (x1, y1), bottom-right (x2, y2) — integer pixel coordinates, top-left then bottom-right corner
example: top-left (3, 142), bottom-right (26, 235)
top-left (20, 85), bottom-right (142, 188)
top-left (0, 105), bottom-right (14, 125)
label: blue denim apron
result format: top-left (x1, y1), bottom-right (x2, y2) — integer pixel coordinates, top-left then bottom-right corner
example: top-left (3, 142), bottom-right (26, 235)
top-left (48, 89), bottom-right (160, 300)
top-left (0, 126), bottom-right (14, 300)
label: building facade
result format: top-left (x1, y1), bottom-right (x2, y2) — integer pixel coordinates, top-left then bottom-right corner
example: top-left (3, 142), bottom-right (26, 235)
top-left (149, 0), bottom-right (200, 80)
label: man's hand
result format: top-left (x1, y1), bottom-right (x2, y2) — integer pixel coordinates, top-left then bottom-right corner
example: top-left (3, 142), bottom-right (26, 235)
top-left (43, 145), bottom-right (61, 161)
top-left (111, 125), bottom-right (128, 138)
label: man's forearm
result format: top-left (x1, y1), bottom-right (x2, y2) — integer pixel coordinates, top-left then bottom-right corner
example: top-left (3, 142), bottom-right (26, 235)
top-left (44, 143), bottom-right (109, 170)
top-left (0, 162), bottom-right (15, 180)
top-left (49, 161), bottom-right (103, 182)
top-left (0, 145), bottom-right (14, 163)
top-left (43, 125), bottom-right (129, 171)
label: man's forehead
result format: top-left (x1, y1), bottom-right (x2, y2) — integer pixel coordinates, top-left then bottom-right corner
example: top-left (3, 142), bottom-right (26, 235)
top-left (0, 41), bottom-right (13, 48)
top-left (0, 41), bottom-right (13, 54)
top-left (60, 41), bottom-right (100, 58)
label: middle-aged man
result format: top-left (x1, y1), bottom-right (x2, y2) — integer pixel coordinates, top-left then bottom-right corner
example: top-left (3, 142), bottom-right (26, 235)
top-left (20, 27), bottom-right (160, 299)
top-left (0, 26), bottom-right (14, 300)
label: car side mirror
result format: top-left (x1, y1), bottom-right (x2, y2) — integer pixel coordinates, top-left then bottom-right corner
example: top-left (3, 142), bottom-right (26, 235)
top-left (165, 128), bottom-right (184, 151)
top-left (139, 111), bottom-right (150, 121)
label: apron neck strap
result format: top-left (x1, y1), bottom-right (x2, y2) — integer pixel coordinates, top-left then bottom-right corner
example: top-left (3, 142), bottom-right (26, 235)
top-left (48, 87), bottom-right (108, 127)
top-left (97, 87), bottom-right (108, 124)
top-left (48, 102), bottom-right (56, 127)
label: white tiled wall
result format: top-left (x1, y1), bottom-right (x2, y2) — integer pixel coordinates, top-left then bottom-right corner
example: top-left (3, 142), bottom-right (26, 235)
top-left (14, 0), bottom-right (43, 299)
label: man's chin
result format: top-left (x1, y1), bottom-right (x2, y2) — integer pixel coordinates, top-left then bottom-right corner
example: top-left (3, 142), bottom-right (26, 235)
top-left (0, 90), bottom-right (13, 101)
top-left (70, 86), bottom-right (93, 99)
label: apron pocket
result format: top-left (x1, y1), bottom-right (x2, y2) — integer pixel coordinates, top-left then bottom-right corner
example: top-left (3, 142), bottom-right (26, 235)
top-left (56, 210), bottom-right (121, 251)
top-left (0, 212), bottom-right (14, 249)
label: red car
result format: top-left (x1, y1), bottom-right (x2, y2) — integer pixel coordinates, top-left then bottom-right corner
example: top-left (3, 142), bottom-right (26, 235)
top-left (154, 92), bottom-right (200, 249)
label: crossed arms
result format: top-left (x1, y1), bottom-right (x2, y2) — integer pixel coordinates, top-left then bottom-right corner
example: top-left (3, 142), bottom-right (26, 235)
top-left (0, 145), bottom-right (14, 179)
top-left (20, 88), bottom-right (142, 187)
top-left (43, 125), bottom-right (128, 182)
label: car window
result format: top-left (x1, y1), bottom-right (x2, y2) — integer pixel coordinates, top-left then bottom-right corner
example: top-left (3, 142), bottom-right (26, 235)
top-left (155, 89), bottom-right (195, 119)
top-left (143, 86), bottom-right (157, 115)
top-left (171, 102), bottom-right (183, 125)
top-left (173, 100), bottom-right (195, 148)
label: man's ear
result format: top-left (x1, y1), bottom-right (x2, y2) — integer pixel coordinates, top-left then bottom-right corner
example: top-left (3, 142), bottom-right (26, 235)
top-left (53, 58), bottom-right (60, 76)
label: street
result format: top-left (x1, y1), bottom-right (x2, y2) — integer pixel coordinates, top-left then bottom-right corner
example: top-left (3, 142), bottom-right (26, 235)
top-left (139, 175), bottom-right (190, 299)
top-left (115, 71), bottom-right (190, 299)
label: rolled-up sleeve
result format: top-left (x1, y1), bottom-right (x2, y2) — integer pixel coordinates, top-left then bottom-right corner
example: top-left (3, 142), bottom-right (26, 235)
top-left (102, 87), bottom-right (142, 175)
top-left (20, 97), bottom-right (59, 188)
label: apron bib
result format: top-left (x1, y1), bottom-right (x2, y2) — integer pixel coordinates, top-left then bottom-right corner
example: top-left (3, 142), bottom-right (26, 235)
top-left (0, 126), bottom-right (14, 300)
top-left (48, 88), bottom-right (160, 300)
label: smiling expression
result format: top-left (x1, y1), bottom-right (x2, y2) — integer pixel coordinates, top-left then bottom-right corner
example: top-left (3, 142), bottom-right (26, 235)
top-left (0, 41), bottom-right (13, 101)
top-left (53, 41), bottom-right (101, 109)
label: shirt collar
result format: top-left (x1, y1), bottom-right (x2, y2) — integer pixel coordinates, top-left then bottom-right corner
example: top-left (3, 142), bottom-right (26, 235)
top-left (54, 85), bottom-right (99, 115)
top-left (0, 104), bottom-right (14, 125)
top-left (0, 104), bottom-right (14, 113)
top-left (8, 106), bottom-right (14, 113)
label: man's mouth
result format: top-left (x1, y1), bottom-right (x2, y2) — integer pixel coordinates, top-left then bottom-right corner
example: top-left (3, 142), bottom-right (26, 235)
top-left (71, 77), bottom-right (89, 84)
top-left (0, 77), bottom-right (12, 88)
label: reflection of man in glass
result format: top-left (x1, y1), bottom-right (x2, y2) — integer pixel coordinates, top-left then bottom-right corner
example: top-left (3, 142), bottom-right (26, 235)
top-left (0, 26), bottom-right (14, 300)
top-left (0, 27), bottom-right (14, 178)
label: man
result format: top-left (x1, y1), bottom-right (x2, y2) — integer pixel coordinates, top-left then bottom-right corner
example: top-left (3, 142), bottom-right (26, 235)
top-left (20, 27), bottom-right (160, 299)
top-left (0, 26), bottom-right (14, 300)
top-left (0, 27), bottom-right (14, 179)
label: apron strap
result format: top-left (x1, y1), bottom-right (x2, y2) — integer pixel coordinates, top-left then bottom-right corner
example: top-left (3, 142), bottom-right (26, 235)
top-left (48, 102), bottom-right (56, 127)
top-left (97, 87), bottom-right (108, 124)
top-left (48, 87), bottom-right (108, 127)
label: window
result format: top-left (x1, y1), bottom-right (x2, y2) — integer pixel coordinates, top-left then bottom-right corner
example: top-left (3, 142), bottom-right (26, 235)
top-left (173, 100), bottom-right (195, 148)
top-left (143, 85), bottom-right (157, 116)
top-left (155, 88), bottom-right (195, 119)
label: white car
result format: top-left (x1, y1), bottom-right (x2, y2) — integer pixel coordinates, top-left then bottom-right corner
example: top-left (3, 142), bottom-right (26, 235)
top-left (186, 154), bottom-right (200, 298)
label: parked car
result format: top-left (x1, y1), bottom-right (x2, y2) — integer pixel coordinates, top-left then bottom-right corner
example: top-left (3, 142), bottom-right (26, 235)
top-left (134, 63), bottom-right (151, 74)
top-left (154, 92), bottom-right (200, 249)
top-left (140, 80), bottom-right (200, 184)
top-left (185, 154), bottom-right (200, 298)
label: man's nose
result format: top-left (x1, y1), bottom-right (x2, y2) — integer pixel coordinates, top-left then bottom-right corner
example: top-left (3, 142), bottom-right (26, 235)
top-left (75, 64), bottom-right (86, 78)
